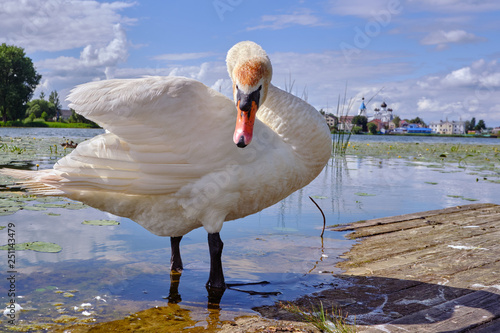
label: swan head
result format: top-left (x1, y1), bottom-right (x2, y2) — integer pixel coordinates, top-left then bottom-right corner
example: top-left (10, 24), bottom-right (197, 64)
top-left (226, 41), bottom-right (272, 148)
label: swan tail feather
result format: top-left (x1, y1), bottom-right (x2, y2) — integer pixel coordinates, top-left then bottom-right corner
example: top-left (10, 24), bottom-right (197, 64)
top-left (0, 168), bottom-right (65, 196)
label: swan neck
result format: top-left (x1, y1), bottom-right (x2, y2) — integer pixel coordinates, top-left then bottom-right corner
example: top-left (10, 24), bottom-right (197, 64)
top-left (259, 84), bottom-right (332, 171)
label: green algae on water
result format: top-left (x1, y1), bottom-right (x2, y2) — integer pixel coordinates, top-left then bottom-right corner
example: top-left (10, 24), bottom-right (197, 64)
top-left (310, 195), bottom-right (328, 199)
top-left (0, 241), bottom-right (62, 253)
top-left (446, 195), bottom-right (479, 202)
top-left (82, 219), bottom-right (120, 226)
top-left (354, 192), bottom-right (376, 196)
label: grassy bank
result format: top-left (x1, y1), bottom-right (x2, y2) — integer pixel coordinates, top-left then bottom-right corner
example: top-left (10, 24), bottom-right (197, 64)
top-left (385, 133), bottom-right (498, 138)
top-left (0, 120), bottom-right (99, 128)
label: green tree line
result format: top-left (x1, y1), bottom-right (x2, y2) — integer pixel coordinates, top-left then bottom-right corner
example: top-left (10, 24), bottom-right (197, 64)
top-left (0, 43), bottom-right (97, 127)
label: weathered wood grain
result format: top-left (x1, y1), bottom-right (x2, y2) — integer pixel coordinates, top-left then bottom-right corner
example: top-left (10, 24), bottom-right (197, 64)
top-left (327, 203), bottom-right (500, 333)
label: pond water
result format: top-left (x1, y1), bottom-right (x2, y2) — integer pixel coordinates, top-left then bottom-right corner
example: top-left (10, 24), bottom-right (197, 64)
top-left (0, 128), bottom-right (499, 331)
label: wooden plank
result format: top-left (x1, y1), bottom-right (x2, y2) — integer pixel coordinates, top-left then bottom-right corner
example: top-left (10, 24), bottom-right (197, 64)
top-left (386, 287), bottom-right (500, 332)
top-left (344, 210), bottom-right (500, 239)
top-left (340, 231), bottom-right (500, 281)
top-left (325, 203), bottom-right (500, 332)
top-left (330, 203), bottom-right (498, 232)
top-left (468, 318), bottom-right (500, 333)
top-left (338, 222), bottom-right (500, 275)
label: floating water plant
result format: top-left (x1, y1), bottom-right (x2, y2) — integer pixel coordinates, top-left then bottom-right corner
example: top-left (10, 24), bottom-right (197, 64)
top-left (310, 195), bottom-right (328, 199)
top-left (0, 241), bottom-right (62, 253)
top-left (45, 212), bottom-right (61, 216)
top-left (446, 195), bottom-right (479, 202)
top-left (23, 206), bottom-right (47, 211)
top-left (354, 192), bottom-right (376, 196)
top-left (82, 219), bottom-right (120, 226)
top-left (0, 197), bottom-right (26, 215)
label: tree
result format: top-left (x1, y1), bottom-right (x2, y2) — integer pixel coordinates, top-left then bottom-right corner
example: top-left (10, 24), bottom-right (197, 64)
top-left (26, 99), bottom-right (56, 119)
top-left (464, 120), bottom-right (471, 132)
top-left (408, 117), bottom-right (426, 126)
top-left (49, 90), bottom-right (62, 120)
top-left (474, 119), bottom-right (486, 132)
top-left (352, 115), bottom-right (368, 132)
top-left (0, 44), bottom-right (41, 123)
top-left (351, 126), bottom-right (363, 134)
top-left (393, 115), bottom-right (401, 128)
top-left (368, 122), bottom-right (378, 135)
top-left (68, 109), bottom-right (99, 128)
top-left (468, 117), bottom-right (476, 132)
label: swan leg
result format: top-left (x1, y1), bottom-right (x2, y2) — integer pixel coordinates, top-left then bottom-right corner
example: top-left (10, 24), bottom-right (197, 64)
top-left (206, 232), bottom-right (226, 290)
top-left (170, 236), bottom-right (183, 273)
top-left (167, 268), bottom-right (182, 304)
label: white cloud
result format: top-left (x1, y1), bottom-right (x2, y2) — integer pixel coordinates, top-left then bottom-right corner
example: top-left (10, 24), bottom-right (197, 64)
top-left (37, 24), bottom-right (128, 79)
top-left (0, 0), bottom-right (135, 52)
top-left (33, 23), bottom-right (129, 102)
top-left (268, 50), bottom-right (500, 124)
top-left (416, 97), bottom-right (463, 115)
top-left (441, 67), bottom-right (475, 86)
top-left (80, 24), bottom-right (128, 68)
top-left (392, 59), bottom-right (500, 123)
top-left (247, 9), bottom-right (328, 31)
top-left (421, 30), bottom-right (485, 50)
top-left (440, 61), bottom-right (500, 88)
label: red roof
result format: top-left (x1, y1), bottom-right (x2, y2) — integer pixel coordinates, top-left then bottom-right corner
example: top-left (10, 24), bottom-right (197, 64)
top-left (339, 116), bottom-right (354, 122)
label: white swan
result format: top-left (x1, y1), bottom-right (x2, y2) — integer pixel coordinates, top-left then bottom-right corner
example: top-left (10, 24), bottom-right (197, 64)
top-left (1, 41), bottom-right (332, 289)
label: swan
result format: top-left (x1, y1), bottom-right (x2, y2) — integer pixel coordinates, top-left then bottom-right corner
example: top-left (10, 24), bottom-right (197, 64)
top-left (1, 41), bottom-right (332, 290)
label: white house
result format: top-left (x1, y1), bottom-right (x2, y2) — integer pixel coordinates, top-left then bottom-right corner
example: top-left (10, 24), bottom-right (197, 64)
top-left (429, 119), bottom-right (465, 134)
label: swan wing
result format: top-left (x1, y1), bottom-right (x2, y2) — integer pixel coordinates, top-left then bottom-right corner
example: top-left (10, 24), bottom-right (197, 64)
top-left (67, 76), bottom-right (232, 148)
top-left (58, 76), bottom-right (241, 195)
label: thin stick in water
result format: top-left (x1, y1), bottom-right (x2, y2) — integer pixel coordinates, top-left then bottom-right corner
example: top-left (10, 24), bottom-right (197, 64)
top-left (309, 196), bottom-right (326, 238)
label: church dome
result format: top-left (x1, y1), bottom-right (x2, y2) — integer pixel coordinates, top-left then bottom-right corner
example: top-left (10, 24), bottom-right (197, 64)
top-left (359, 97), bottom-right (366, 110)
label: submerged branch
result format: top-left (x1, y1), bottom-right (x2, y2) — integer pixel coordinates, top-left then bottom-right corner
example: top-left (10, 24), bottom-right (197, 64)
top-left (309, 196), bottom-right (326, 238)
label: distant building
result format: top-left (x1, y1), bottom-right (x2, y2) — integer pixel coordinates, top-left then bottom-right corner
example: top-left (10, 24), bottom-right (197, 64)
top-left (429, 119), bottom-right (465, 135)
top-left (388, 121), bottom-right (397, 131)
top-left (369, 118), bottom-right (383, 131)
top-left (406, 123), bottom-right (432, 134)
top-left (58, 109), bottom-right (73, 120)
top-left (394, 122), bottom-right (432, 134)
top-left (323, 113), bottom-right (337, 128)
top-left (358, 98), bottom-right (392, 121)
top-left (368, 100), bottom-right (393, 124)
top-left (338, 116), bottom-right (355, 131)
top-left (357, 98), bottom-right (394, 132)
top-left (358, 97), bottom-right (367, 117)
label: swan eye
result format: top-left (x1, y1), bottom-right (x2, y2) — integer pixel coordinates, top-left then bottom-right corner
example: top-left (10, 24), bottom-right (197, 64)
top-left (258, 85), bottom-right (262, 91)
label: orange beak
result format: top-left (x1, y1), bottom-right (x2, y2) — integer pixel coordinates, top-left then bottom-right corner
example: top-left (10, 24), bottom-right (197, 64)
top-left (233, 100), bottom-right (257, 148)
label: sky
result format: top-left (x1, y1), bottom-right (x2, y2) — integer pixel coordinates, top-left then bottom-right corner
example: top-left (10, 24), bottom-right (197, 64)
top-left (1, 0), bottom-right (500, 126)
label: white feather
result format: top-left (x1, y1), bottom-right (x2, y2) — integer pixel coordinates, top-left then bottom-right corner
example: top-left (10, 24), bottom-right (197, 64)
top-left (1, 42), bottom-right (331, 237)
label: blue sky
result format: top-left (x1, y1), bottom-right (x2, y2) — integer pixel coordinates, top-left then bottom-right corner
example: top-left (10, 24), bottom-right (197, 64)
top-left (1, 0), bottom-right (500, 125)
